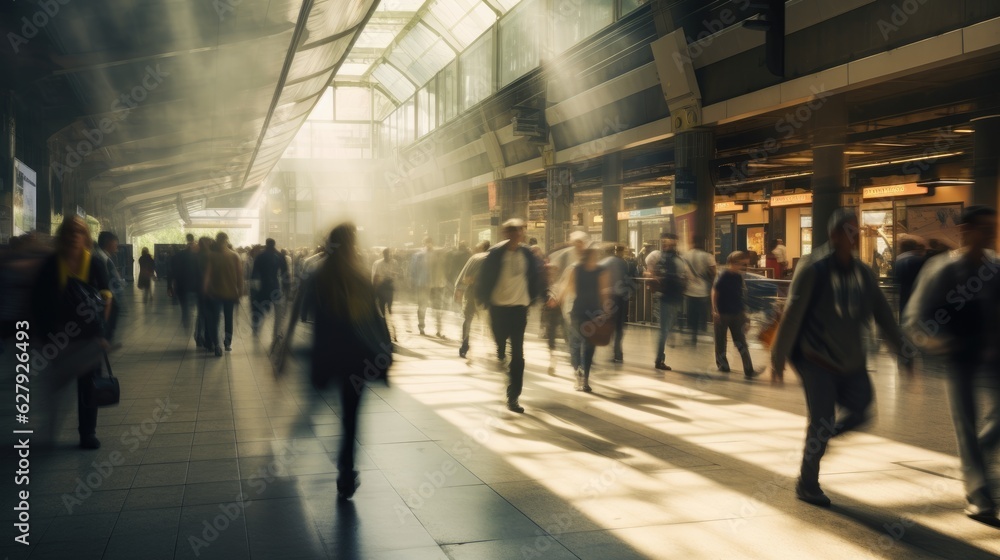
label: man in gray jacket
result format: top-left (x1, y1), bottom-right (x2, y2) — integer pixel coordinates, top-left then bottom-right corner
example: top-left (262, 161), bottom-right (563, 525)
top-left (770, 209), bottom-right (910, 507)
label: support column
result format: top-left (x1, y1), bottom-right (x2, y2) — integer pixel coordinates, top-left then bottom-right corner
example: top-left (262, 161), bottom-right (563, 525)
top-left (602, 153), bottom-right (623, 243)
top-left (546, 167), bottom-right (572, 251)
top-left (972, 114), bottom-right (1000, 211)
top-left (494, 178), bottom-right (528, 241)
top-left (811, 95), bottom-right (848, 248)
top-left (674, 129), bottom-right (715, 250)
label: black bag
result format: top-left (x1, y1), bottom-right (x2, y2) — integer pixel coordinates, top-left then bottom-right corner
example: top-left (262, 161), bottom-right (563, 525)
top-left (85, 352), bottom-right (120, 407)
top-left (65, 276), bottom-right (107, 339)
top-left (352, 301), bottom-right (393, 385)
top-left (654, 251), bottom-right (688, 298)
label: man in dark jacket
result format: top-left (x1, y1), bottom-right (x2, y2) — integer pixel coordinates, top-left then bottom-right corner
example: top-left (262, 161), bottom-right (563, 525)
top-left (475, 219), bottom-right (544, 413)
top-left (169, 234), bottom-right (204, 344)
top-left (771, 209), bottom-right (911, 508)
top-left (251, 238), bottom-right (290, 340)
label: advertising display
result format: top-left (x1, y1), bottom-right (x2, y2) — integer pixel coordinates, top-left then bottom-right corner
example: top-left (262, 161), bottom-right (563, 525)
top-left (13, 158), bottom-right (37, 235)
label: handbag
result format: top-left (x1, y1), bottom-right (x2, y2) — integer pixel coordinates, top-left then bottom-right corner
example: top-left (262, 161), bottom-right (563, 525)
top-left (583, 313), bottom-right (615, 347)
top-left (85, 352), bottom-right (120, 407)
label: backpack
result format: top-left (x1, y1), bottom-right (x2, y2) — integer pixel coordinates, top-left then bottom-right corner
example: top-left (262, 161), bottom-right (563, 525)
top-left (654, 251), bottom-right (687, 299)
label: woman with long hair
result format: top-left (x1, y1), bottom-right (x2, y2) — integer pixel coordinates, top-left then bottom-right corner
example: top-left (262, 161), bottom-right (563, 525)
top-left (31, 215), bottom-right (112, 449)
top-left (278, 223), bottom-right (391, 499)
top-left (548, 247), bottom-right (610, 392)
top-left (137, 247), bottom-right (156, 304)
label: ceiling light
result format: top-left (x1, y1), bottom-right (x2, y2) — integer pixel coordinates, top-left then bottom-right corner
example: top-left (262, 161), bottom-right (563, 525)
top-left (847, 151), bottom-right (964, 170)
top-left (844, 151), bottom-right (871, 155)
top-left (871, 142), bottom-right (912, 147)
top-left (953, 129), bottom-right (974, 133)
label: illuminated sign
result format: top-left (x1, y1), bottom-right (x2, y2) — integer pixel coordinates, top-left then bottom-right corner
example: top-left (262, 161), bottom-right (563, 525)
top-left (768, 193), bottom-right (813, 207)
top-left (714, 201), bottom-right (744, 213)
top-left (617, 206), bottom-right (674, 220)
top-left (862, 183), bottom-right (928, 199)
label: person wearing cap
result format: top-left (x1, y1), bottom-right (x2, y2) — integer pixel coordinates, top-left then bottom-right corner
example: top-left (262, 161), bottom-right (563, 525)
top-left (770, 208), bottom-right (911, 508)
top-left (475, 219), bottom-right (544, 413)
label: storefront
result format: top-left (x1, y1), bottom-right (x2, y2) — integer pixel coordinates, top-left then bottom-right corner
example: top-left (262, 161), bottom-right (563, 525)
top-left (618, 206), bottom-right (674, 252)
top-left (859, 182), bottom-right (972, 278)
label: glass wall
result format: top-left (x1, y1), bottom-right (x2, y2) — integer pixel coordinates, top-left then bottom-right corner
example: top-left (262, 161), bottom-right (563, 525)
top-left (417, 86), bottom-right (431, 137)
top-left (550, 0), bottom-right (614, 55)
top-left (334, 87), bottom-right (371, 121)
top-left (499, 0), bottom-right (542, 88)
top-left (437, 60), bottom-right (458, 125)
top-left (460, 31), bottom-right (494, 111)
top-left (620, 0), bottom-right (650, 16)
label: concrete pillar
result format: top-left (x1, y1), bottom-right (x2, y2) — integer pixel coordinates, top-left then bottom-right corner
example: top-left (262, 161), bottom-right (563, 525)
top-left (602, 153), bottom-right (623, 243)
top-left (674, 129), bottom-right (715, 249)
top-left (972, 114), bottom-right (1000, 211)
top-left (811, 95), bottom-right (848, 248)
top-left (546, 167), bottom-right (572, 251)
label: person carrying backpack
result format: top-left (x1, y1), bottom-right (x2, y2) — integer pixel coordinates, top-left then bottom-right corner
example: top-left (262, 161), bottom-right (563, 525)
top-left (644, 232), bottom-right (687, 371)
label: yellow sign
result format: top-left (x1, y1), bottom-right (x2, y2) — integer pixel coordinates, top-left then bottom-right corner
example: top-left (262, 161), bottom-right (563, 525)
top-left (769, 193), bottom-right (813, 207)
top-left (862, 183), bottom-right (928, 199)
top-left (714, 201), bottom-right (743, 213)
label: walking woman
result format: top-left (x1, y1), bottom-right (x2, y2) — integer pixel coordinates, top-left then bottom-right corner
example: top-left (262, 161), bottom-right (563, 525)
top-left (277, 223), bottom-right (391, 499)
top-left (549, 247), bottom-right (610, 392)
top-left (137, 247), bottom-right (156, 304)
top-left (31, 215), bottom-right (112, 449)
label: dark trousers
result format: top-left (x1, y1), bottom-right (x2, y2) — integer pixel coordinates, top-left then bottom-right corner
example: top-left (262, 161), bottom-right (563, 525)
top-left (489, 305), bottom-right (527, 403)
top-left (178, 291), bottom-right (201, 338)
top-left (337, 371), bottom-right (363, 475)
top-left (77, 367), bottom-right (99, 436)
top-left (106, 301), bottom-right (121, 342)
top-left (686, 296), bottom-right (709, 344)
top-left (541, 306), bottom-right (564, 351)
top-left (795, 359), bottom-right (872, 488)
top-left (207, 299), bottom-right (236, 348)
top-left (611, 297), bottom-right (626, 360)
top-left (375, 282), bottom-right (394, 317)
top-left (460, 297), bottom-right (478, 353)
top-left (714, 312), bottom-right (754, 373)
top-left (944, 356), bottom-right (1000, 508)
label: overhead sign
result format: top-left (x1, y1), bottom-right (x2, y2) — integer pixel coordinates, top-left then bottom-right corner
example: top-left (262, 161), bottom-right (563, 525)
top-left (714, 201), bottom-right (744, 213)
top-left (768, 193), bottom-right (812, 207)
top-left (617, 206), bottom-right (674, 220)
top-left (862, 183), bottom-right (928, 199)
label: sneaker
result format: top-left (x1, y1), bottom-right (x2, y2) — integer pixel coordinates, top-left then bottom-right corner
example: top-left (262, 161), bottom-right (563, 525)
top-left (744, 369), bottom-right (762, 379)
top-left (506, 401), bottom-right (524, 413)
top-left (215, 346), bottom-right (223, 357)
top-left (718, 365), bottom-right (731, 373)
top-left (459, 348), bottom-right (468, 359)
top-left (795, 481), bottom-right (831, 507)
top-left (574, 369), bottom-right (584, 391)
top-left (79, 435), bottom-right (101, 450)
top-left (337, 471), bottom-right (360, 500)
top-left (613, 357), bottom-right (623, 364)
top-left (582, 383), bottom-right (592, 393)
top-left (436, 332), bottom-right (446, 339)
top-left (547, 366), bottom-right (556, 376)
top-left (654, 362), bottom-right (671, 371)
top-left (225, 344), bottom-right (232, 352)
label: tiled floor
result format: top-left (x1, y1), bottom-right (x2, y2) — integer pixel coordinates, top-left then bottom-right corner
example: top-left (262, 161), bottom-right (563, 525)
top-left (1, 285), bottom-right (998, 559)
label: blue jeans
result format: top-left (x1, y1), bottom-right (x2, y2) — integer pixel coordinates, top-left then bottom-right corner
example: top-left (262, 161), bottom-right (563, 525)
top-left (569, 314), bottom-right (596, 378)
top-left (656, 298), bottom-right (682, 364)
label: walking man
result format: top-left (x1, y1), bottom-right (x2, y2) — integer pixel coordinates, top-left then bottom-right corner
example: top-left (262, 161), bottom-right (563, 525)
top-left (251, 238), bottom-right (290, 341)
top-left (412, 237), bottom-right (446, 337)
top-left (169, 233), bottom-right (204, 345)
top-left (476, 220), bottom-right (544, 413)
top-left (712, 251), bottom-right (757, 378)
top-left (646, 233), bottom-right (687, 371)
top-left (455, 240), bottom-right (491, 358)
top-left (684, 235), bottom-right (716, 346)
top-left (904, 206), bottom-right (999, 524)
top-left (94, 231), bottom-right (125, 343)
top-left (205, 232), bottom-right (244, 356)
top-left (771, 209), bottom-right (911, 507)
top-left (371, 248), bottom-right (398, 340)
top-left (599, 244), bottom-right (631, 362)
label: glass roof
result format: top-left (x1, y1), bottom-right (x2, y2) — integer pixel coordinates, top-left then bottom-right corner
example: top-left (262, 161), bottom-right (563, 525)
top-left (339, 0), bottom-right (524, 103)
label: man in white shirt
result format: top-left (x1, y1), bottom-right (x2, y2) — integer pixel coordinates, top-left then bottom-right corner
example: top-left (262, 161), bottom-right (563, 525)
top-left (774, 239), bottom-right (788, 269)
top-left (475, 220), bottom-right (544, 413)
top-left (683, 236), bottom-right (717, 347)
top-left (411, 237), bottom-right (446, 337)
